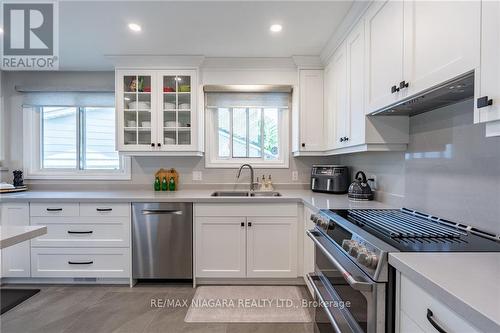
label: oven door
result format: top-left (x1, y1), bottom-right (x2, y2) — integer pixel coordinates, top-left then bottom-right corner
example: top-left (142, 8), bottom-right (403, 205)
top-left (306, 229), bottom-right (386, 333)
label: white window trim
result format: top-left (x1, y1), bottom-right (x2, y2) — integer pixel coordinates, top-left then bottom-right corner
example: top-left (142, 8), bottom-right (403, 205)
top-left (205, 106), bottom-right (289, 169)
top-left (23, 106), bottom-right (131, 180)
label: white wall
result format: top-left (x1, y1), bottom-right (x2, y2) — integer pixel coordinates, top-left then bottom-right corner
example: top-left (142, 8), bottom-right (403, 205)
top-left (341, 100), bottom-right (500, 234)
top-left (1, 68), bottom-right (337, 188)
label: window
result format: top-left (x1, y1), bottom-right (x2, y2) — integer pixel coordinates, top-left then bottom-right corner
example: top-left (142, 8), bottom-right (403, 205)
top-left (24, 105), bottom-right (130, 179)
top-left (206, 91), bottom-right (289, 168)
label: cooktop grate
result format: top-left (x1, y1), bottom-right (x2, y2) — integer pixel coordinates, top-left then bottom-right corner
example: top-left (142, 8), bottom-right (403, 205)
top-left (347, 209), bottom-right (467, 241)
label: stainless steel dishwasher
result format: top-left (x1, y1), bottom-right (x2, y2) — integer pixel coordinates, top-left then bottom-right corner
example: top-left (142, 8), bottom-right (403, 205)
top-left (132, 202), bottom-right (193, 280)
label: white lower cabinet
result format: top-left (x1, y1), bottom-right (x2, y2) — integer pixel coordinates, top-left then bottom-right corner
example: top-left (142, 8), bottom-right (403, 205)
top-left (195, 217), bottom-right (246, 278)
top-left (0, 203), bottom-right (31, 277)
top-left (246, 217), bottom-right (297, 278)
top-left (397, 273), bottom-right (481, 333)
top-left (0, 201), bottom-right (131, 281)
top-left (195, 203), bottom-right (298, 279)
top-left (31, 247), bottom-right (130, 278)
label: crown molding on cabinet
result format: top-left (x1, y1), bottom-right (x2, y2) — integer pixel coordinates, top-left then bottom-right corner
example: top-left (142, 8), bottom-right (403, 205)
top-left (292, 56), bottom-right (323, 70)
top-left (319, 1), bottom-right (371, 65)
top-left (106, 55), bottom-right (206, 69)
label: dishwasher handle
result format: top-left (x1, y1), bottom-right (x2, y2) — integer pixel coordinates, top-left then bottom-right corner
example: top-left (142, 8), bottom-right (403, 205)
top-left (141, 209), bottom-right (183, 215)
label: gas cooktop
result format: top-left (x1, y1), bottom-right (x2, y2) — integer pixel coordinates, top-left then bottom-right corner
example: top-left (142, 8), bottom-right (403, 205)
top-left (321, 208), bottom-right (500, 252)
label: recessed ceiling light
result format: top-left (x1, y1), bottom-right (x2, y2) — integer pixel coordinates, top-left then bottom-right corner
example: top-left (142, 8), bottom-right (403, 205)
top-left (128, 23), bottom-right (142, 32)
top-left (270, 24), bottom-right (282, 33)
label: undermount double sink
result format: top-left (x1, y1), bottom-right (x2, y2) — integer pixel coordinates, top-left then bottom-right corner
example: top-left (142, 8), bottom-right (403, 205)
top-left (210, 191), bottom-right (282, 197)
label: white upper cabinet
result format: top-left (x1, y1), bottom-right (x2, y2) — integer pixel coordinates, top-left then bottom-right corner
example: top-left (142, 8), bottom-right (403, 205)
top-left (364, 0), bottom-right (405, 113)
top-left (345, 22), bottom-right (366, 147)
top-left (115, 69), bottom-right (201, 155)
top-left (323, 62), bottom-right (337, 150)
top-left (403, 0), bottom-right (480, 97)
top-left (298, 69), bottom-right (324, 152)
top-left (331, 44), bottom-right (348, 149)
top-left (476, 0), bottom-right (500, 124)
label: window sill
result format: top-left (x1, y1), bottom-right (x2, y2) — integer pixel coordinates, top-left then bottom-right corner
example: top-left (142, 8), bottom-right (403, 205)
top-left (24, 173), bottom-right (132, 180)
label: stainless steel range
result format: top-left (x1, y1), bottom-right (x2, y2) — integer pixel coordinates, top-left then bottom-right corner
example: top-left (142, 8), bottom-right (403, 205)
top-left (306, 208), bottom-right (500, 333)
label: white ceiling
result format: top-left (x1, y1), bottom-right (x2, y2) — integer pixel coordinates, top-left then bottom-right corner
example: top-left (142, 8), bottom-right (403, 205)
top-left (58, 1), bottom-right (354, 70)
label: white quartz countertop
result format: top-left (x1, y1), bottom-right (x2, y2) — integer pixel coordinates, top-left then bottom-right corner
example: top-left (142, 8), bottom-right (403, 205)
top-left (0, 226), bottom-right (47, 249)
top-left (0, 189), bottom-right (392, 210)
top-left (389, 252), bottom-right (500, 332)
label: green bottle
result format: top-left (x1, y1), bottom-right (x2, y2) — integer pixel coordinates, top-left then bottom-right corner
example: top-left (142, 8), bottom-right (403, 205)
top-left (154, 177), bottom-right (161, 191)
top-left (161, 176), bottom-right (168, 191)
top-left (169, 176), bottom-right (176, 191)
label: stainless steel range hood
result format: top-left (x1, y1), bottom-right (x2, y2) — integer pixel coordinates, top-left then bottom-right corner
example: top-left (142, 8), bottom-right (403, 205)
top-left (369, 72), bottom-right (474, 117)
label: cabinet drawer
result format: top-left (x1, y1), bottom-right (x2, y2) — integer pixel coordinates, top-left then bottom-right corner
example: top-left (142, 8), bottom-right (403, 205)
top-left (31, 247), bottom-right (130, 278)
top-left (31, 217), bottom-right (130, 247)
top-left (400, 274), bottom-right (480, 333)
top-left (30, 203), bottom-right (79, 217)
top-left (80, 203), bottom-right (130, 217)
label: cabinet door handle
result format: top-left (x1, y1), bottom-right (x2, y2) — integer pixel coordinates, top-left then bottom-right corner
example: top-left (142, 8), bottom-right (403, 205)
top-left (344, 137), bottom-right (349, 141)
top-left (477, 96), bottom-right (493, 109)
top-left (399, 80), bottom-right (409, 89)
top-left (391, 85), bottom-right (400, 93)
top-left (68, 261), bottom-right (94, 265)
top-left (248, 222), bottom-right (252, 227)
top-left (241, 222), bottom-right (245, 227)
top-left (339, 137), bottom-right (344, 142)
top-left (46, 208), bottom-right (63, 212)
top-left (301, 143), bottom-right (306, 148)
top-left (426, 309), bottom-right (447, 333)
top-left (96, 208), bottom-right (112, 212)
top-left (157, 143), bottom-right (162, 147)
top-left (67, 230), bottom-right (93, 234)
top-left (151, 143), bottom-right (155, 147)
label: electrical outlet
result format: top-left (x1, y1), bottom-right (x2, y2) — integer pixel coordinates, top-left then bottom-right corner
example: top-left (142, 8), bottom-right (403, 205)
top-left (292, 171), bottom-right (299, 181)
top-left (369, 174), bottom-right (377, 190)
top-left (192, 171), bottom-right (202, 181)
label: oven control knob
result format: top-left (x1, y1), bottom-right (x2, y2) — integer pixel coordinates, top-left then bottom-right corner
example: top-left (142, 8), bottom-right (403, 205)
top-left (368, 254), bottom-right (379, 269)
top-left (348, 243), bottom-right (361, 257)
top-left (342, 239), bottom-right (354, 251)
top-left (310, 214), bottom-right (316, 222)
top-left (326, 220), bottom-right (335, 230)
top-left (357, 250), bottom-right (370, 266)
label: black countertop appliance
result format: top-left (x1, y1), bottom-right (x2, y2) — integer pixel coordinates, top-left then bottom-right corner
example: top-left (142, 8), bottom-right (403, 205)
top-left (310, 165), bottom-right (349, 194)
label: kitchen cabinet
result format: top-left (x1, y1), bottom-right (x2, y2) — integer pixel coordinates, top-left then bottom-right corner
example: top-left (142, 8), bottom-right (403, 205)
top-left (20, 202), bottom-right (130, 281)
top-left (403, 0), bottom-right (480, 98)
top-left (115, 69), bottom-right (201, 155)
top-left (195, 217), bottom-right (246, 278)
top-left (475, 0), bottom-right (500, 125)
top-left (322, 19), bottom-right (409, 155)
top-left (364, 0), bottom-right (404, 113)
top-left (246, 217), bottom-right (297, 278)
top-left (296, 69), bottom-right (324, 153)
top-left (0, 203), bottom-right (31, 277)
top-left (194, 203), bottom-right (298, 279)
top-left (396, 272), bottom-right (481, 333)
top-left (330, 43), bottom-right (348, 149)
top-left (364, 0), bottom-right (480, 115)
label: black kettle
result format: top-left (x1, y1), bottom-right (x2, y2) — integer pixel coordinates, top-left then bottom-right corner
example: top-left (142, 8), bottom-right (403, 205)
top-left (348, 171), bottom-right (374, 201)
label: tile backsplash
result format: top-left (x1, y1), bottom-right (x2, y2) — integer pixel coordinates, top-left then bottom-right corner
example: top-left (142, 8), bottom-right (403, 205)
top-left (341, 99), bottom-right (500, 234)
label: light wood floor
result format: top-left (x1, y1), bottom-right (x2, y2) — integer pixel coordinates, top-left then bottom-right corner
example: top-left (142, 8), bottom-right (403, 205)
top-left (0, 284), bottom-right (315, 333)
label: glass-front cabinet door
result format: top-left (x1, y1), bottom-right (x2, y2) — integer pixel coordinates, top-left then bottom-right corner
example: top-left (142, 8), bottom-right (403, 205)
top-left (158, 70), bottom-right (196, 150)
top-left (117, 71), bottom-right (157, 151)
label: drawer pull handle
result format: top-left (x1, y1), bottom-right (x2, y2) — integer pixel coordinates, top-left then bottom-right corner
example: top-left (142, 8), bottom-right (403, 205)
top-left (46, 208), bottom-right (63, 212)
top-left (427, 309), bottom-right (447, 333)
top-left (67, 231), bottom-right (93, 234)
top-left (96, 208), bottom-right (113, 212)
top-left (68, 261), bottom-right (94, 265)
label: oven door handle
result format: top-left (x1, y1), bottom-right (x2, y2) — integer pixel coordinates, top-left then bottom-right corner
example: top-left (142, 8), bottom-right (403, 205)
top-left (306, 273), bottom-right (343, 333)
top-left (306, 229), bottom-right (373, 292)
